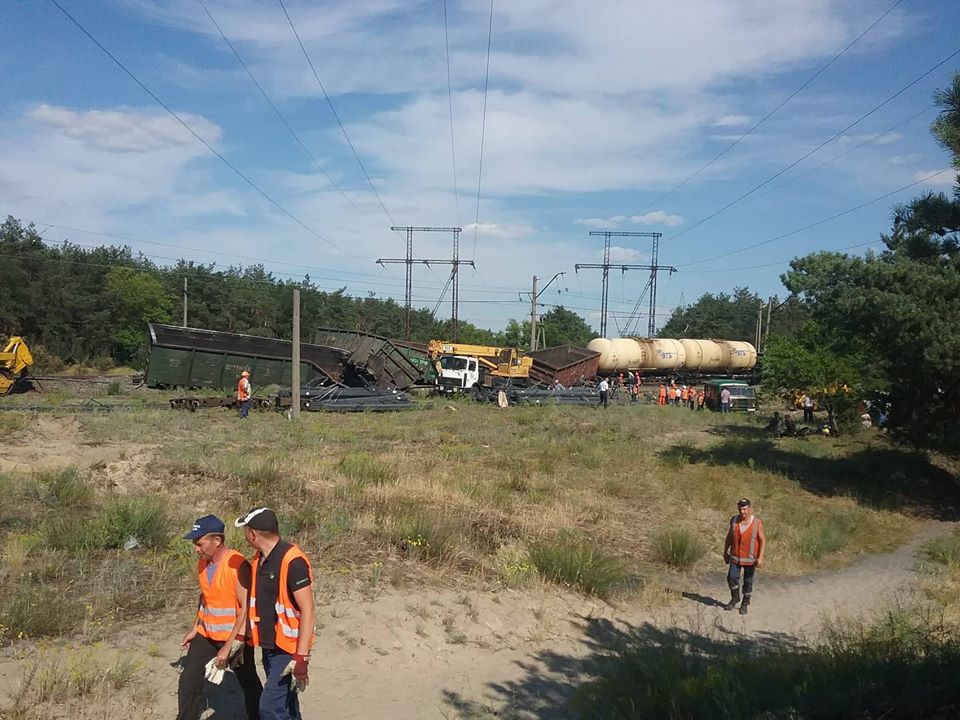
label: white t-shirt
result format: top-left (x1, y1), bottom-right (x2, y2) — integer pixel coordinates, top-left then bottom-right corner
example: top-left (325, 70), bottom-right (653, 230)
top-left (598, 380), bottom-right (609, 392)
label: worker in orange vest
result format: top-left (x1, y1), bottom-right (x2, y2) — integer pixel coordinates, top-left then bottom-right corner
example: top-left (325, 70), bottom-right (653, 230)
top-left (237, 370), bottom-right (251, 419)
top-left (680, 386), bottom-right (689, 405)
top-left (236, 507), bottom-right (315, 720)
top-left (697, 390), bottom-right (705, 410)
top-left (723, 498), bottom-right (766, 615)
top-left (178, 515), bottom-right (261, 720)
top-left (658, 384), bottom-right (666, 406)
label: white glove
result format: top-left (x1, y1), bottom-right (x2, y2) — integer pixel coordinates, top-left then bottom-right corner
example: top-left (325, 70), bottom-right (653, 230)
top-left (204, 657), bottom-right (226, 685)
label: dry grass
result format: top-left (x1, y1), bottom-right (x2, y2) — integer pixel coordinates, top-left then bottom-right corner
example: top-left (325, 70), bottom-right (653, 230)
top-left (0, 399), bottom-right (934, 645)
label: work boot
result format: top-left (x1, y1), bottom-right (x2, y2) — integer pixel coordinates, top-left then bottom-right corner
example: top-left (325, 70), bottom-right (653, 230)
top-left (723, 590), bottom-right (740, 611)
top-left (739, 598), bottom-right (751, 615)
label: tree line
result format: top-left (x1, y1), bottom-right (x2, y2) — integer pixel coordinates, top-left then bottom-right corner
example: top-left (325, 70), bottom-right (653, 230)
top-left (0, 217), bottom-right (595, 365)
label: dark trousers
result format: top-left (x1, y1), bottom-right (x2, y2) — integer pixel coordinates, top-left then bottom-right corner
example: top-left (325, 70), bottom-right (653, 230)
top-left (260, 648), bottom-right (301, 720)
top-left (597, 390), bottom-right (608, 409)
top-left (240, 399), bottom-right (251, 419)
top-left (727, 563), bottom-right (756, 600)
top-left (803, 406), bottom-right (814, 422)
top-left (177, 634), bottom-right (261, 720)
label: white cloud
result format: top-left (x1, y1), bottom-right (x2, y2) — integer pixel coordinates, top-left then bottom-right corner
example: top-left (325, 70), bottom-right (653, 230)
top-left (462, 222), bottom-right (538, 239)
top-left (575, 217), bottom-right (622, 229)
top-left (27, 104), bottom-right (220, 153)
top-left (608, 246), bottom-right (639, 262)
top-left (712, 114), bottom-right (751, 127)
top-left (912, 169), bottom-right (956, 187)
top-left (630, 211), bottom-right (685, 227)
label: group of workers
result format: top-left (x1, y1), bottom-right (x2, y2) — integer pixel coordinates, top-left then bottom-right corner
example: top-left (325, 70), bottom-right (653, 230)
top-left (657, 382), bottom-right (709, 410)
top-left (178, 507), bottom-right (314, 720)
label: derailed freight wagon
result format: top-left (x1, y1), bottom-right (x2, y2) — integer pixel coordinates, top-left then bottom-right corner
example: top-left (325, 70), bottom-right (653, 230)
top-left (144, 323), bottom-right (353, 391)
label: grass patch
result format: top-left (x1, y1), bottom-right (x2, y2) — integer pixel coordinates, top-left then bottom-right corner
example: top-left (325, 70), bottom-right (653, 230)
top-left (44, 496), bottom-right (169, 551)
top-left (338, 452), bottom-right (398, 485)
top-left (530, 533), bottom-right (629, 597)
top-left (387, 511), bottom-right (464, 565)
top-left (652, 528), bottom-right (705, 571)
top-left (493, 544), bottom-right (539, 588)
top-left (0, 413), bottom-right (28, 436)
top-left (574, 607), bottom-right (960, 719)
top-left (33, 467), bottom-right (94, 509)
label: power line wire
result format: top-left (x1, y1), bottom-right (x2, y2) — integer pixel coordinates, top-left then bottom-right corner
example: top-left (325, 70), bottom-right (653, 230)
top-left (681, 239), bottom-right (884, 274)
top-left (442, 0), bottom-right (461, 226)
top-left (195, 0), bottom-right (370, 218)
top-left (276, 0), bottom-right (402, 236)
top-left (46, 0), bottom-right (365, 262)
top-left (663, 46), bottom-right (960, 246)
top-left (636, 0), bottom-right (907, 215)
top-left (471, 0), bottom-right (495, 261)
top-left (679, 168), bottom-right (953, 267)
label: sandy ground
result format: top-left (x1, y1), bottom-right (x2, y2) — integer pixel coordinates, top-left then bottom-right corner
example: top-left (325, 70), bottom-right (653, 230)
top-left (0, 413), bottom-right (953, 718)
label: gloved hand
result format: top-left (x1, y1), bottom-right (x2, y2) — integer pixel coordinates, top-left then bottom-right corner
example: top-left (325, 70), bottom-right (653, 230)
top-left (215, 639), bottom-right (245, 669)
top-left (280, 653), bottom-right (309, 693)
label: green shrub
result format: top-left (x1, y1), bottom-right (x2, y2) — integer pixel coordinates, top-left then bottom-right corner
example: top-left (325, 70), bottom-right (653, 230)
top-left (105, 381), bottom-right (122, 396)
top-left (530, 533), bottom-right (629, 597)
top-left (338, 453), bottom-right (398, 485)
top-left (44, 496), bottom-right (169, 551)
top-left (2, 581), bottom-right (86, 639)
top-left (389, 512), bottom-right (462, 564)
top-left (796, 512), bottom-right (856, 560)
top-left (34, 468), bottom-right (93, 509)
top-left (574, 608), bottom-right (960, 719)
top-left (652, 528), bottom-right (705, 571)
top-left (924, 529), bottom-right (960, 566)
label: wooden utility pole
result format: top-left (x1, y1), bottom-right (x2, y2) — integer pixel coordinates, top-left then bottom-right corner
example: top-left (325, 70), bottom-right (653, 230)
top-left (291, 289), bottom-right (301, 420)
top-left (764, 296), bottom-right (773, 349)
top-left (529, 275), bottom-right (539, 351)
top-left (182, 278), bottom-right (188, 327)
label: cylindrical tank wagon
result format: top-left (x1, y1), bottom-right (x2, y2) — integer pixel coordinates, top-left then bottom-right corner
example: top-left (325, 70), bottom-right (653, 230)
top-left (588, 337), bottom-right (757, 375)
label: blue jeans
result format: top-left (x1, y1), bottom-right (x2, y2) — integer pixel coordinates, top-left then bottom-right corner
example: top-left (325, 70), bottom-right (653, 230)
top-left (727, 563), bottom-right (756, 600)
top-left (260, 649), bottom-right (300, 720)
top-left (721, 402), bottom-right (730, 414)
top-left (240, 400), bottom-right (251, 419)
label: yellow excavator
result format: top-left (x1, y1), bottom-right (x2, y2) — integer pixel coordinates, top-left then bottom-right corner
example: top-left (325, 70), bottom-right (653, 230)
top-left (426, 340), bottom-right (532, 392)
top-left (1, 336), bottom-right (34, 395)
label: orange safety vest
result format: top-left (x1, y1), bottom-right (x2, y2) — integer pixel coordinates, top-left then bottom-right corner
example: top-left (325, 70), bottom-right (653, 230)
top-left (237, 377), bottom-right (251, 402)
top-left (248, 545), bottom-right (314, 654)
top-left (730, 516), bottom-right (762, 566)
top-left (697, 392), bottom-right (705, 406)
top-left (196, 549), bottom-right (247, 642)
top-left (680, 387), bottom-right (688, 402)
top-left (658, 385), bottom-right (666, 399)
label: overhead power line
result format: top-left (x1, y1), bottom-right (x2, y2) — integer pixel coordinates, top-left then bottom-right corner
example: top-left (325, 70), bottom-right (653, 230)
top-left (663, 46), bottom-right (960, 246)
top-left (678, 168), bottom-right (953, 267)
top-left (46, 0), bottom-right (364, 262)
top-left (682, 239), bottom-right (885, 274)
top-left (195, 0), bottom-right (370, 217)
top-left (442, 0), bottom-right (461, 226)
top-left (471, 0), bottom-right (495, 261)
top-left (276, 0), bottom-right (401, 234)
top-left (637, 0), bottom-right (907, 214)
top-left (22, 221), bottom-right (526, 295)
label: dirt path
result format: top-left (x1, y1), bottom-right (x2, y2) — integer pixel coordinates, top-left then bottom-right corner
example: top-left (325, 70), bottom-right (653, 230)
top-left (4, 519), bottom-right (940, 720)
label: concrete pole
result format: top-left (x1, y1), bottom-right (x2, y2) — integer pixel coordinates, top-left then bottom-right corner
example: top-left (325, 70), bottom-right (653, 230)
top-left (529, 275), bottom-right (538, 351)
top-left (291, 289), bottom-right (301, 420)
top-left (182, 277), bottom-right (188, 327)
top-left (764, 296), bottom-right (773, 348)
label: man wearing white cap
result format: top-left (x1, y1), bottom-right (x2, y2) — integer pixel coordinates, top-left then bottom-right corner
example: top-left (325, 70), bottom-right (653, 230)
top-left (236, 507), bottom-right (315, 720)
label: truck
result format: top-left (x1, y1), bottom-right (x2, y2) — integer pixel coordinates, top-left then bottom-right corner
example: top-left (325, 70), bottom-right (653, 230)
top-left (703, 378), bottom-right (757, 412)
top-left (0, 336), bottom-right (34, 395)
top-left (426, 341), bottom-right (532, 392)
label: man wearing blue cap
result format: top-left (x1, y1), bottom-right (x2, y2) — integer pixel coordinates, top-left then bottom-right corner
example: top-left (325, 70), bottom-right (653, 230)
top-left (177, 514), bottom-right (262, 720)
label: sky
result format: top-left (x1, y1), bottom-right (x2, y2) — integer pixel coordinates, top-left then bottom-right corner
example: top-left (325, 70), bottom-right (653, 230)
top-left (2, 0), bottom-right (958, 337)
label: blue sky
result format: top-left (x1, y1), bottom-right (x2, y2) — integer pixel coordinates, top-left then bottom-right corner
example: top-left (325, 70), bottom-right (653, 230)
top-left (2, 0), bottom-right (958, 336)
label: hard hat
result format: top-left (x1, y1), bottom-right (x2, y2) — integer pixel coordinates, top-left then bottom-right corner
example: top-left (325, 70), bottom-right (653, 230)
top-left (241, 370), bottom-right (250, 377)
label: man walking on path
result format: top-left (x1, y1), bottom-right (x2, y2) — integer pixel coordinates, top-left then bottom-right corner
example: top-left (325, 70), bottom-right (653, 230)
top-left (802, 393), bottom-right (814, 423)
top-left (720, 386), bottom-right (732, 413)
top-left (237, 370), bottom-right (252, 419)
top-left (236, 508), bottom-right (315, 720)
top-left (596, 376), bottom-right (609, 409)
top-left (723, 498), bottom-right (765, 615)
top-left (178, 515), bottom-right (261, 720)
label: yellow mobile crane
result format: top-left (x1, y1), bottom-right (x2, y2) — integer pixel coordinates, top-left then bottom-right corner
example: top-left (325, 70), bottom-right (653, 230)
top-left (427, 340), bottom-right (532, 391)
top-left (1, 336), bottom-right (34, 395)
